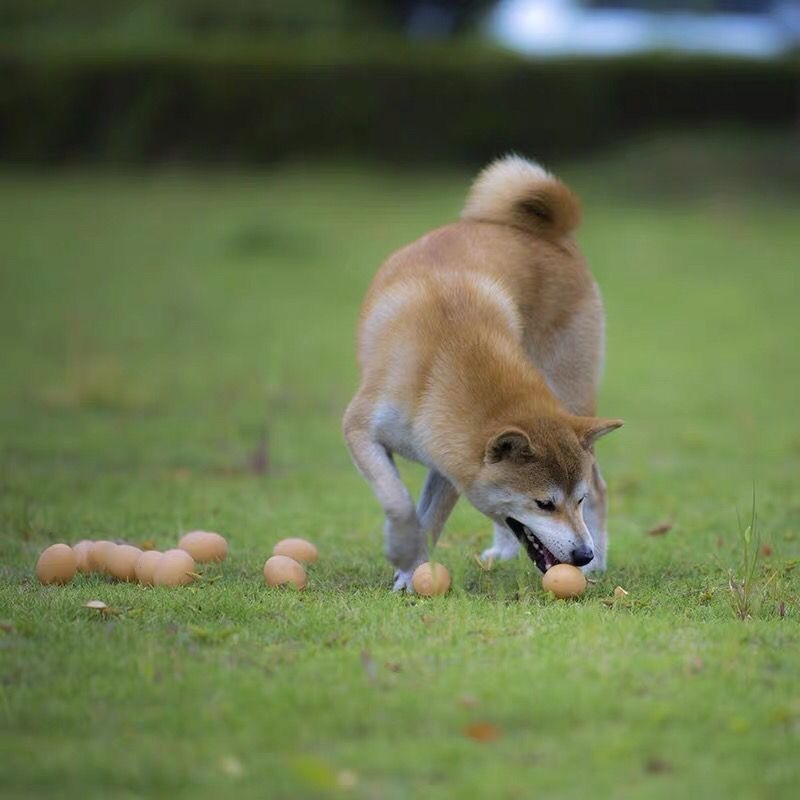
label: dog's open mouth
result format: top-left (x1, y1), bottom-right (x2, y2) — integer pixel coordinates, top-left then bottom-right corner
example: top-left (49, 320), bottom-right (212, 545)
top-left (506, 517), bottom-right (560, 574)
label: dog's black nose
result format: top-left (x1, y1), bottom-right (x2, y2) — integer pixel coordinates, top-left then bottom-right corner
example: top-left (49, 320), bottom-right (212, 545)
top-left (571, 546), bottom-right (594, 567)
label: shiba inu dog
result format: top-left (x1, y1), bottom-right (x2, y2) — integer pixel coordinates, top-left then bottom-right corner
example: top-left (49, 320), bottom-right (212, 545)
top-left (343, 156), bottom-right (622, 591)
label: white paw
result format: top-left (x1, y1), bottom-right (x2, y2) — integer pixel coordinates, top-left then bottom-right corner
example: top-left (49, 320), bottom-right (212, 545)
top-left (480, 544), bottom-right (518, 567)
top-left (392, 568), bottom-right (416, 593)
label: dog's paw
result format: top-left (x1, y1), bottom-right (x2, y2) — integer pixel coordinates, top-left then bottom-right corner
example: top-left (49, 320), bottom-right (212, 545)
top-left (392, 568), bottom-right (416, 593)
top-left (480, 544), bottom-right (518, 567)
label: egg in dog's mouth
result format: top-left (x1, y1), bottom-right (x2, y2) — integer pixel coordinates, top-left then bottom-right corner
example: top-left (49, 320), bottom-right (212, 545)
top-left (506, 517), bottom-right (560, 574)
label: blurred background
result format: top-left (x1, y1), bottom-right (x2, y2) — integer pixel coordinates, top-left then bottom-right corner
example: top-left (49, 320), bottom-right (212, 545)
top-left (0, 0), bottom-right (798, 165)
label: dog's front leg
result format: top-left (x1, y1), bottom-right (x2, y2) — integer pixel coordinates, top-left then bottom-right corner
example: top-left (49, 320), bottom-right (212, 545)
top-left (385, 511), bottom-right (426, 592)
top-left (343, 420), bottom-right (425, 589)
top-left (389, 469), bottom-right (461, 590)
top-left (582, 460), bottom-right (608, 573)
top-left (417, 470), bottom-right (458, 548)
top-left (480, 522), bottom-right (520, 567)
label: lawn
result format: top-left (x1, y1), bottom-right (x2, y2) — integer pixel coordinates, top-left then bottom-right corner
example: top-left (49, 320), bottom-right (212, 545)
top-left (1, 136), bottom-right (799, 799)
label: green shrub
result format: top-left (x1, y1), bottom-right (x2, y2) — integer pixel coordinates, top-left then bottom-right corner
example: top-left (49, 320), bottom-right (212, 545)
top-left (0, 44), bottom-right (797, 164)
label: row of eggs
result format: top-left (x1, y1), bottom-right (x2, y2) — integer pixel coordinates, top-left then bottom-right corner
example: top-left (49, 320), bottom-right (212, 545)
top-left (35, 534), bottom-right (320, 589)
top-left (35, 532), bottom-right (228, 587)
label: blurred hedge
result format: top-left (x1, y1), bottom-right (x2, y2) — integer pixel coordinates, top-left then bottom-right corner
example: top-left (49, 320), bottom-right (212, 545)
top-left (1, 46), bottom-right (798, 164)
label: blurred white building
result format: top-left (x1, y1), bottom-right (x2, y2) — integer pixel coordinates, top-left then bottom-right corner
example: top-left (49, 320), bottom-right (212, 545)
top-left (487, 0), bottom-right (800, 57)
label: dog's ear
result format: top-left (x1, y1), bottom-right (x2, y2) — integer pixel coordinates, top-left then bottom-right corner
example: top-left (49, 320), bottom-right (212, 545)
top-left (572, 417), bottom-right (624, 449)
top-left (485, 427), bottom-right (535, 464)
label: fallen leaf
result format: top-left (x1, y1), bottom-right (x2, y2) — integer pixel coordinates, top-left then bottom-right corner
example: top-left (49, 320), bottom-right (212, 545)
top-left (139, 539), bottom-right (157, 551)
top-left (458, 693), bottom-right (478, 708)
top-left (384, 661), bottom-right (402, 672)
top-left (647, 521), bottom-right (672, 537)
top-left (602, 588), bottom-right (631, 607)
top-left (645, 757), bottom-right (671, 774)
top-left (83, 600), bottom-right (108, 610)
top-left (760, 544), bottom-right (773, 557)
top-left (462, 722), bottom-right (501, 742)
top-left (0, 622), bottom-right (14, 634)
top-left (778, 602), bottom-right (786, 618)
top-left (420, 614), bottom-right (435, 625)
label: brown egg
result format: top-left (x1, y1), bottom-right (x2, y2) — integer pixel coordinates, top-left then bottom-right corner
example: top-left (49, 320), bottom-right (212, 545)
top-left (411, 562), bottom-right (451, 596)
top-left (88, 540), bottom-right (117, 574)
top-left (36, 543), bottom-right (78, 585)
top-left (263, 555), bottom-right (306, 589)
top-left (541, 563), bottom-right (587, 599)
top-left (72, 540), bottom-right (93, 574)
top-left (152, 548), bottom-right (196, 587)
top-left (106, 544), bottom-right (142, 582)
top-left (178, 531), bottom-right (228, 563)
top-left (134, 550), bottom-right (163, 585)
top-left (272, 537), bottom-right (318, 564)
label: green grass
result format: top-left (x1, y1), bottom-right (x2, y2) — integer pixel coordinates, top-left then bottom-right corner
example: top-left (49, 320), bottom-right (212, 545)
top-left (1, 138), bottom-right (799, 799)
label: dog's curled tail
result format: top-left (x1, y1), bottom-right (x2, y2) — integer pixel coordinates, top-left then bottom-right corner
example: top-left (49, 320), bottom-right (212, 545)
top-left (461, 155), bottom-right (580, 239)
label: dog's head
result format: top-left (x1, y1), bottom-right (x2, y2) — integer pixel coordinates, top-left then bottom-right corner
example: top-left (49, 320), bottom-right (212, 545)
top-left (466, 415), bottom-right (622, 572)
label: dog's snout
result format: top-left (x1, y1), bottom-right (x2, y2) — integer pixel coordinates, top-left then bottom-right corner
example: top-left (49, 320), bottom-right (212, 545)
top-left (571, 546), bottom-right (594, 567)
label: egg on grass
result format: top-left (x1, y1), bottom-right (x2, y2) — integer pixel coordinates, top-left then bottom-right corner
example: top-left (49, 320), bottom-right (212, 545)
top-left (72, 540), bottom-right (93, 574)
top-left (411, 562), bottom-right (451, 596)
top-left (106, 544), bottom-right (143, 582)
top-left (88, 540), bottom-right (117, 574)
top-left (541, 563), bottom-right (587, 599)
top-left (134, 550), bottom-right (163, 585)
top-left (36, 544), bottom-right (78, 585)
top-left (263, 555), bottom-right (306, 590)
top-left (178, 531), bottom-right (227, 563)
top-left (272, 538), bottom-right (318, 564)
top-left (153, 549), bottom-right (196, 587)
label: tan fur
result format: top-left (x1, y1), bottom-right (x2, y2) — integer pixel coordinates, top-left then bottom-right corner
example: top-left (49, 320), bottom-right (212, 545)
top-left (343, 155), bottom-right (622, 587)
top-left (462, 155), bottom-right (581, 239)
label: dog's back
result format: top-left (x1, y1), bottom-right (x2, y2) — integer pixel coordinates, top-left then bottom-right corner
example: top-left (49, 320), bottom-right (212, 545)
top-left (356, 156), bottom-right (601, 416)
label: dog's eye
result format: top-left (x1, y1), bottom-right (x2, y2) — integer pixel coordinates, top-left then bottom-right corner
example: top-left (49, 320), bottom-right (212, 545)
top-left (535, 499), bottom-right (555, 512)
top-left (578, 495), bottom-right (587, 505)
